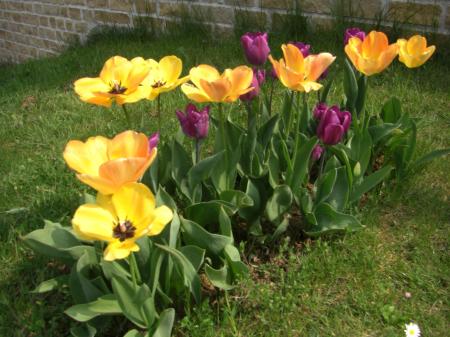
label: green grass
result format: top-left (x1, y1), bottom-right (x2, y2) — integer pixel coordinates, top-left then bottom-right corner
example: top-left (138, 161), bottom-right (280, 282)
top-left (0, 29), bottom-right (449, 337)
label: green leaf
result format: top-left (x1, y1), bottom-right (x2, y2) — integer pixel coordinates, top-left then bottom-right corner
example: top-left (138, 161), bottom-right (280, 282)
top-left (265, 185), bottom-right (293, 222)
top-left (180, 217), bottom-right (232, 255)
top-left (184, 201), bottom-right (237, 226)
top-left (188, 150), bottom-right (225, 190)
top-left (155, 186), bottom-right (178, 211)
top-left (219, 190), bottom-right (253, 208)
top-left (324, 166), bottom-right (349, 211)
top-left (315, 168), bottom-right (337, 205)
top-left (123, 330), bottom-right (143, 337)
top-left (179, 245), bottom-right (205, 272)
top-left (306, 203), bottom-right (362, 236)
top-left (348, 129), bottom-right (373, 176)
top-left (155, 244), bottom-right (201, 303)
top-left (320, 78), bottom-right (333, 103)
top-left (152, 308), bottom-right (175, 337)
top-left (381, 97), bottom-right (401, 123)
top-left (171, 140), bottom-right (191, 185)
top-left (70, 324), bottom-right (97, 337)
top-left (65, 294), bottom-right (121, 322)
top-left (343, 58), bottom-right (358, 112)
top-left (257, 114), bottom-right (279, 149)
top-left (270, 216), bottom-right (290, 241)
top-left (286, 135), bottom-right (318, 190)
top-left (111, 276), bottom-right (148, 328)
top-left (355, 75), bottom-right (367, 115)
top-left (408, 148), bottom-right (450, 173)
top-left (205, 264), bottom-right (234, 290)
top-left (350, 165), bottom-right (393, 203)
top-left (31, 275), bottom-right (68, 293)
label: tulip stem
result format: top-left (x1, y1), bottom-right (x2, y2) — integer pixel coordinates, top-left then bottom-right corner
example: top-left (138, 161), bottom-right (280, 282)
top-left (285, 91), bottom-right (296, 138)
top-left (195, 139), bottom-right (201, 164)
top-left (157, 95), bottom-right (162, 132)
top-left (319, 147), bottom-right (326, 177)
top-left (268, 77), bottom-right (275, 116)
top-left (129, 253), bottom-right (142, 287)
top-left (218, 103), bottom-right (227, 155)
top-left (122, 104), bottom-right (131, 128)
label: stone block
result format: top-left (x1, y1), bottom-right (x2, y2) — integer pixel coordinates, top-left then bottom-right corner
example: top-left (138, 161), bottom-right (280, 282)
top-left (135, 0), bottom-right (157, 14)
top-left (388, 2), bottom-right (441, 26)
top-left (94, 10), bottom-right (130, 24)
top-left (261, 0), bottom-right (293, 10)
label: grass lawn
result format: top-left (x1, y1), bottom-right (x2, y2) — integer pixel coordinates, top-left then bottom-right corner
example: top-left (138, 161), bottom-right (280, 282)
top-left (0, 29), bottom-right (449, 337)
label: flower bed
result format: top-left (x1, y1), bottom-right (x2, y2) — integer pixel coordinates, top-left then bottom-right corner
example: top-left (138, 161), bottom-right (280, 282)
top-left (23, 29), bottom-right (448, 337)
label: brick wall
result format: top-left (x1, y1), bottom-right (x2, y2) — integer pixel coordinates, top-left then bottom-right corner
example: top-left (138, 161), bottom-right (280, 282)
top-left (0, 0), bottom-right (449, 63)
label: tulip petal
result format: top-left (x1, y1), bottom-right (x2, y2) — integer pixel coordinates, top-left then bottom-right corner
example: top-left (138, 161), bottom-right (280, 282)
top-left (108, 131), bottom-right (150, 160)
top-left (199, 78), bottom-right (231, 102)
top-left (63, 136), bottom-right (110, 176)
top-left (159, 56), bottom-right (183, 85)
top-left (146, 205), bottom-right (173, 236)
top-left (227, 66), bottom-right (254, 100)
top-left (104, 240), bottom-right (140, 261)
top-left (77, 174), bottom-right (118, 195)
top-left (362, 31), bottom-right (388, 59)
top-left (78, 94), bottom-right (113, 107)
top-left (181, 83), bottom-right (212, 102)
top-left (111, 182), bottom-right (156, 231)
top-left (124, 62), bottom-right (150, 91)
top-left (99, 56), bottom-right (130, 85)
top-left (304, 53), bottom-right (336, 82)
top-left (74, 77), bottom-right (111, 97)
top-left (190, 64), bottom-right (221, 89)
top-left (72, 204), bottom-right (116, 241)
top-left (282, 44), bottom-right (305, 73)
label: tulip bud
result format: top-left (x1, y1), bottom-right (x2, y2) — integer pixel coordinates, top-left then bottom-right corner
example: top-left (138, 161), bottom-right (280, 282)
top-left (148, 132), bottom-right (159, 152)
top-left (344, 27), bottom-right (366, 45)
top-left (311, 145), bottom-right (324, 161)
top-left (240, 32), bottom-right (270, 66)
top-left (316, 105), bottom-right (352, 145)
top-left (353, 162), bottom-right (361, 177)
top-left (176, 104), bottom-right (210, 140)
top-left (313, 102), bottom-right (328, 119)
top-left (240, 69), bottom-right (265, 102)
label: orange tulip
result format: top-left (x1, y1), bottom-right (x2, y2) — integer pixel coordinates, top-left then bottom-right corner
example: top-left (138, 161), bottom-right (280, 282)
top-left (74, 56), bottom-right (150, 107)
top-left (397, 35), bottom-right (435, 68)
top-left (269, 44), bottom-right (335, 92)
top-left (181, 65), bottom-right (253, 103)
top-left (63, 130), bottom-right (156, 195)
top-left (345, 31), bottom-right (398, 76)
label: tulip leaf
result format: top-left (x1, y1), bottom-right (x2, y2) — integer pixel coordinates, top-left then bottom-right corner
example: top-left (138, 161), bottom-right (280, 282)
top-left (408, 148), bottom-right (450, 174)
top-left (171, 140), bottom-right (191, 185)
top-left (223, 244), bottom-right (248, 277)
top-left (324, 166), bottom-right (349, 211)
top-left (355, 75), bottom-right (367, 116)
top-left (156, 186), bottom-right (178, 211)
top-left (306, 202), bottom-right (362, 236)
top-left (286, 135), bottom-right (318, 190)
top-left (180, 217), bottom-right (232, 255)
top-left (219, 190), bottom-right (254, 208)
top-left (151, 308), bottom-right (175, 337)
top-left (350, 165), bottom-right (393, 203)
top-left (348, 129), bottom-right (373, 176)
top-left (179, 245), bottom-right (205, 272)
top-left (320, 78), bottom-right (333, 103)
top-left (265, 185), bottom-right (293, 222)
top-left (155, 243), bottom-right (201, 303)
top-left (123, 330), bottom-right (142, 337)
top-left (381, 97), bottom-right (402, 123)
top-left (31, 275), bottom-right (69, 293)
top-left (184, 200), bottom-right (236, 226)
top-left (111, 275), bottom-right (149, 328)
top-left (65, 294), bottom-right (121, 322)
top-left (270, 216), bottom-right (290, 241)
top-left (188, 150), bottom-right (225, 191)
top-left (315, 168), bottom-right (337, 205)
top-left (343, 58), bottom-right (358, 112)
top-left (205, 264), bottom-right (234, 290)
top-left (70, 324), bottom-right (97, 337)
top-left (257, 114), bottom-right (279, 149)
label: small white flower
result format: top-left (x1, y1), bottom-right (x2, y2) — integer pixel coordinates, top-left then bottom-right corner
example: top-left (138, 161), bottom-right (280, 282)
top-left (404, 323), bottom-right (421, 337)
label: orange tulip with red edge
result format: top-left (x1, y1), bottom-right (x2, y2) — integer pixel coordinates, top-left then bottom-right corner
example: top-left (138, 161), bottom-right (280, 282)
top-left (397, 35), bottom-right (435, 68)
top-left (63, 130), bottom-right (156, 195)
top-left (72, 182), bottom-right (173, 261)
top-left (269, 44), bottom-right (335, 92)
top-left (181, 64), bottom-right (253, 103)
top-left (74, 56), bottom-right (150, 107)
top-left (345, 31), bottom-right (398, 76)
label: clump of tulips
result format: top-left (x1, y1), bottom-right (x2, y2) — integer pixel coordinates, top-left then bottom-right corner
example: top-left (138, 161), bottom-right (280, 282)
top-left (24, 28), bottom-right (449, 337)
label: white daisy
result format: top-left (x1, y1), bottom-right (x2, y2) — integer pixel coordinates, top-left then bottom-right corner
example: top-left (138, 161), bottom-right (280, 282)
top-left (404, 323), bottom-right (421, 337)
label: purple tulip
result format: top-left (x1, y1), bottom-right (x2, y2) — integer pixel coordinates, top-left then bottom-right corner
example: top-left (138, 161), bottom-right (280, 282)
top-left (311, 145), bottom-right (324, 161)
top-left (313, 102), bottom-right (328, 119)
top-left (240, 69), bottom-right (265, 101)
top-left (288, 41), bottom-right (311, 58)
top-left (241, 32), bottom-right (270, 66)
top-left (344, 27), bottom-right (366, 45)
top-left (176, 104), bottom-right (209, 140)
top-left (148, 132), bottom-right (159, 152)
top-left (316, 105), bottom-right (351, 145)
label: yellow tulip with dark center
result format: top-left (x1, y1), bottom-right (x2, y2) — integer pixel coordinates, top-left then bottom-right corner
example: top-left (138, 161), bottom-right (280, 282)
top-left (131, 56), bottom-right (190, 100)
top-left (181, 64), bottom-right (254, 103)
top-left (345, 31), bottom-right (399, 76)
top-left (397, 35), bottom-right (435, 68)
top-left (74, 56), bottom-right (150, 107)
top-left (72, 182), bottom-right (173, 261)
top-left (63, 130), bottom-right (156, 195)
top-left (269, 44), bottom-right (336, 92)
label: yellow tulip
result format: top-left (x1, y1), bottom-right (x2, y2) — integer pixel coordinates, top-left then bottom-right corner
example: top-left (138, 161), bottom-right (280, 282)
top-left (63, 130), bottom-right (156, 195)
top-left (131, 56), bottom-right (190, 100)
top-left (269, 44), bottom-right (336, 92)
top-left (181, 64), bottom-right (254, 103)
top-left (397, 35), bottom-right (435, 68)
top-left (345, 31), bottom-right (398, 76)
top-left (72, 182), bottom-right (173, 261)
top-left (74, 56), bottom-right (150, 107)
